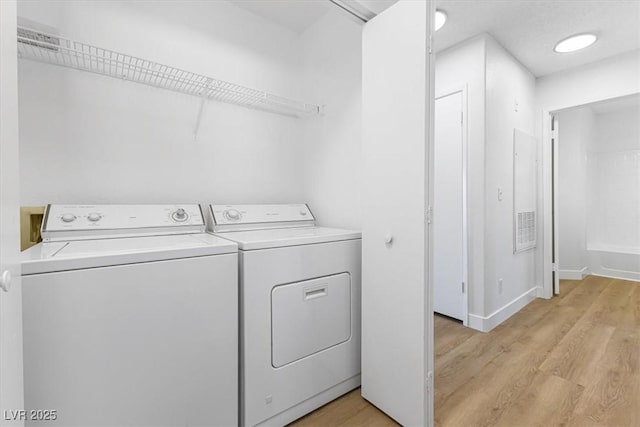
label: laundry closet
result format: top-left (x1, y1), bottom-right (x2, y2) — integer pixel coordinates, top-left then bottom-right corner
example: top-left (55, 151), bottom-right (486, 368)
top-left (1, 1), bottom-right (434, 426)
top-left (16, 0), bottom-right (361, 222)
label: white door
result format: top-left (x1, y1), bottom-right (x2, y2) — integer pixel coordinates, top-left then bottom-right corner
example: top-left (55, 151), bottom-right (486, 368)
top-left (361, 1), bottom-right (434, 426)
top-left (1, 0), bottom-right (25, 425)
top-left (433, 91), bottom-right (466, 321)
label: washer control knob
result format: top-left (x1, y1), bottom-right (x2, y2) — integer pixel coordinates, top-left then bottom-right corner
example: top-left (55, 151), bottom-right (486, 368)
top-left (87, 213), bottom-right (102, 222)
top-left (225, 209), bottom-right (241, 221)
top-left (61, 214), bottom-right (77, 223)
top-left (171, 208), bottom-right (188, 222)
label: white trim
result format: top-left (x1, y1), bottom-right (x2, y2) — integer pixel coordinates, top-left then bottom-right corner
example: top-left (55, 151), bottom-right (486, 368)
top-left (426, 2), bottom-right (436, 426)
top-left (552, 115), bottom-right (560, 295)
top-left (467, 287), bottom-right (539, 332)
top-left (559, 267), bottom-right (589, 280)
top-left (591, 271), bottom-right (640, 283)
top-left (587, 244), bottom-right (640, 255)
top-left (435, 84), bottom-right (470, 327)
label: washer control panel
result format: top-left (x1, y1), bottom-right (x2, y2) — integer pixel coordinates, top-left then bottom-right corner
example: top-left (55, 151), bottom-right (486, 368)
top-left (42, 205), bottom-right (205, 241)
top-left (210, 204), bottom-right (315, 231)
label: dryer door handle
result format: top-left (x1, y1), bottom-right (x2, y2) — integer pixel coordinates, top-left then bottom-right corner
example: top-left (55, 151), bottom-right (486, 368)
top-left (303, 285), bottom-right (328, 301)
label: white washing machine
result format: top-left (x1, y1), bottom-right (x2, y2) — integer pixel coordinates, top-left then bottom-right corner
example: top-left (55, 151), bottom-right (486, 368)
top-left (21, 204), bottom-right (238, 426)
top-left (207, 204), bottom-right (362, 427)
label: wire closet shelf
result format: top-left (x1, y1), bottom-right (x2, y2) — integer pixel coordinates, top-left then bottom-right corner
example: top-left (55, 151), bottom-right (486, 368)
top-left (16, 26), bottom-right (321, 118)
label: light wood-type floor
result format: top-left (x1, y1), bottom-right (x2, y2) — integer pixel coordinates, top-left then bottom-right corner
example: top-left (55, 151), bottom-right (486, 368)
top-left (290, 276), bottom-right (640, 426)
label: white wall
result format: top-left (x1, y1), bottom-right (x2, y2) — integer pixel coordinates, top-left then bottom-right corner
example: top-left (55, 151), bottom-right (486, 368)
top-left (299, 11), bottom-right (363, 230)
top-left (435, 34), bottom-right (537, 330)
top-left (18, 1), bottom-right (364, 228)
top-left (536, 50), bottom-right (640, 114)
top-left (557, 107), bottom-right (595, 277)
top-left (588, 106), bottom-right (640, 252)
top-left (18, 0), bottom-right (307, 206)
top-left (435, 35), bottom-right (486, 318)
top-left (483, 36), bottom-right (537, 320)
top-left (557, 102), bottom-right (640, 282)
top-left (535, 49), bottom-right (640, 295)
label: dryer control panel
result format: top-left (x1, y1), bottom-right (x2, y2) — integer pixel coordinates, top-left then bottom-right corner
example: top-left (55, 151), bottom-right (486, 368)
top-left (209, 204), bottom-right (315, 232)
top-left (42, 204), bottom-right (205, 241)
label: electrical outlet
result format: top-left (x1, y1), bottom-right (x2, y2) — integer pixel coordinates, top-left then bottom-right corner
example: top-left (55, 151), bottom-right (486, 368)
top-left (498, 279), bottom-right (503, 294)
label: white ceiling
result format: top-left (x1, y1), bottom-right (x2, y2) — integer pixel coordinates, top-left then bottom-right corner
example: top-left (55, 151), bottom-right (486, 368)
top-left (435, 0), bottom-right (640, 77)
top-left (228, 0), bottom-right (640, 78)
top-left (352, 0), bottom-right (398, 15)
top-left (230, 0), bottom-right (332, 34)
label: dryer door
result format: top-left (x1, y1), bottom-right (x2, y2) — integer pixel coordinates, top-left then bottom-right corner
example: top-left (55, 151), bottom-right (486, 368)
top-left (271, 273), bottom-right (351, 368)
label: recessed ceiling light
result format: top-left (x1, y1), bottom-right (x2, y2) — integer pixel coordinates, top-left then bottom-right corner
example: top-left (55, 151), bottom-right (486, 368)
top-left (554, 33), bottom-right (597, 53)
top-left (435, 10), bottom-right (447, 32)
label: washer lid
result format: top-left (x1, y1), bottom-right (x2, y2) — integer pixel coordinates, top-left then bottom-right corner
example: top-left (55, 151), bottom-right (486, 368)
top-left (21, 233), bottom-right (237, 275)
top-left (214, 226), bottom-right (361, 250)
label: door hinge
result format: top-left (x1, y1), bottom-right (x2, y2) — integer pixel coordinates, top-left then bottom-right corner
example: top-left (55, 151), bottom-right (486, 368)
top-left (426, 371), bottom-right (433, 392)
top-left (551, 263), bottom-right (558, 272)
top-left (428, 35), bottom-right (433, 55)
top-left (427, 206), bottom-right (433, 225)
top-left (461, 282), bottom-right (465, 293)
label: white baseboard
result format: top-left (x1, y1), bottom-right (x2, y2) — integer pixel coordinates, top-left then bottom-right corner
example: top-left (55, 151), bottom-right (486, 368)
top-left (468, 287), bottom-right (539, 333)
top-left (592, 272), bottom-right (640, 283)
top-left (559, 267), bottom-right (589, 280)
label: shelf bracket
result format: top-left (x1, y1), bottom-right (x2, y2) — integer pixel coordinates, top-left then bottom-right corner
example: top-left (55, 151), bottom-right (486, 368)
top-left (193, 96), bottom-right (207, 140)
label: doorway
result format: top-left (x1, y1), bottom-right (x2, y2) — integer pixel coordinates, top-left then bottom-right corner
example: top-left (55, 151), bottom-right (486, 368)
top-left (548, 93), bottom-right (640, 294)
top-left (433, 88), bottom-right (468, 323)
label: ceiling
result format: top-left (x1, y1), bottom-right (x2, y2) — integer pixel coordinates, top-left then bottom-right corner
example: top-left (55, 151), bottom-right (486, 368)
top-left (228, 0), bottom-right (640, 78)
top-left (351, 0), bottom-right (399, 15)
top-left (435, 0), bottom-right (640, 77)
top-left (231, 0), bottom-right (332, 34)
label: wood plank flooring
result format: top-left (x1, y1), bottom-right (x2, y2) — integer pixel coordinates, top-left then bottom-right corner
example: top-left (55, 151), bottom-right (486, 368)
top-left (289, 276), bottom-right (640, 426)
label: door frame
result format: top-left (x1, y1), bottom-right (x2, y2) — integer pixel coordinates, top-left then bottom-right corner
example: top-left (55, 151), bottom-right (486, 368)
top-left (541, 91), bottom-right (640, 298)
top-left (552, 113), bottom-right (560, 295)
top-left (1, 0), bottom-right (25, 424)
top-left (434, 85), bottom-right (469, 326)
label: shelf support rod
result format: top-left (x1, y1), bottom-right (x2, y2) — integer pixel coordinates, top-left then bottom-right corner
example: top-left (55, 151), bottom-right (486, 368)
top-left (193, 95), bottom-right (207, 140)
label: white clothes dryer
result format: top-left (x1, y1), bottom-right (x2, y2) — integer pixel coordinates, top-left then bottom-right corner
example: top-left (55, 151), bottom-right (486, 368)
top-left (207, 204), bottom-right (361, 427)
top-left (21, 204), bottom-right (238, 426)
